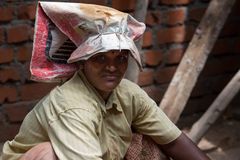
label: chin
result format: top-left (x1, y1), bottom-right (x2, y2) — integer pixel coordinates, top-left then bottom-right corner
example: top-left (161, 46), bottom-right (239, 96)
top-left (102, 84), bottom-right (118, 92)
top-left (105, 86), bottom-right (117, 91)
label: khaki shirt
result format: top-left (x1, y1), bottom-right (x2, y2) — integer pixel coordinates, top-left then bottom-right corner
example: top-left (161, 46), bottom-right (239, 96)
top-left (2, 71), bottom-right (181, 160)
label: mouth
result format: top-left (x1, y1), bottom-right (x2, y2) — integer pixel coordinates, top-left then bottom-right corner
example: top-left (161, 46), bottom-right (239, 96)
top-left (102, 74), bottom-right (120, 81)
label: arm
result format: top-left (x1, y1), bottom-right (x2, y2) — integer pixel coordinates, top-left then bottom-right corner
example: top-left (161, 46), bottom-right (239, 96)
top-left (130, 89), bottom-right (210, 159)
top-left (19, 142), bottom-right (57, 160)
top-left (2, 108), bottom-right (49, 160)
top-left (46, 108), bottom-right (103, 160)
top-left (17, 109), bottom-right (103, 160)
top-left (160, 132), bottom-right (210, 160)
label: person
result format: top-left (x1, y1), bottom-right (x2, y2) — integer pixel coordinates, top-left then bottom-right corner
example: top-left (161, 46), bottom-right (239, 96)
top-left (2, 2), bottom-right (210, 160)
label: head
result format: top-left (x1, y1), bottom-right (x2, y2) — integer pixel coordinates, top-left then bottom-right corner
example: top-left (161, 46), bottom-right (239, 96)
top-left (30, 2), bottom-right (145, 82)
top-left (80, 50), bottom-right (129, 100)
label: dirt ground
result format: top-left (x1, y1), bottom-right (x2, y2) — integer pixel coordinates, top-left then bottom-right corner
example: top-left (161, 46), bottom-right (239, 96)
top-left (197, 118), bottom-right (240, 160)
top-left (1, 118), bottom-right (240, 159)
top-left (177, 113), bottom-right (240, 160)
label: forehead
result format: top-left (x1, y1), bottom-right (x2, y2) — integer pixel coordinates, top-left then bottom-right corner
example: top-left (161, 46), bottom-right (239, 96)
top-left (93, 50), bottom-right (129, 57)
top-left (82, 50), bottom-right (129, 68)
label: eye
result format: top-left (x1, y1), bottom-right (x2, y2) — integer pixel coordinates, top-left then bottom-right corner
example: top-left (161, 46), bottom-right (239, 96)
top-left (91, 55), bottom-right (107, 63)
top-left (116, 54), bottom-right (129, 64)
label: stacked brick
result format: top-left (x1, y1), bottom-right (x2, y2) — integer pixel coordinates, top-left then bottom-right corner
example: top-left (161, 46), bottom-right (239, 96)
top-left (138, 0), bottom-right (240, 116)
top-left (0, 1), bottom-right (59, 141)
top-left (0, 0), bottom-right (239, 142)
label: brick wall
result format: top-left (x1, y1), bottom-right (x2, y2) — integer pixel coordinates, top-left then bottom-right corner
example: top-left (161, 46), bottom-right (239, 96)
top-left (0, 0), bottom-right (239, 142)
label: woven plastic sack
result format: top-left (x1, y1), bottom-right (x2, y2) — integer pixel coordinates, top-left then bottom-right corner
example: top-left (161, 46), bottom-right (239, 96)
top-left (30, 2), bottom-right (145, 82)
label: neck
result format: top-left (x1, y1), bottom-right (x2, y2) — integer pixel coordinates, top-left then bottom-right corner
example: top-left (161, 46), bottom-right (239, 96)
top-left (95, 88), bottom-right (111, 102)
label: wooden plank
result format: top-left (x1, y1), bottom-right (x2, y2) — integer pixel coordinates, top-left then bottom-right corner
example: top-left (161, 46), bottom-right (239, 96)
top-left (189, 70), bottom-right (240, 143)
top-left (159, 0), bottom-right (236, 123)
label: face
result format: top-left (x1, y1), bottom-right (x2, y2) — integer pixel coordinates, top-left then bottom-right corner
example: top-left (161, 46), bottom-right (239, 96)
top-left (82, 50), bottom-right (129, 100)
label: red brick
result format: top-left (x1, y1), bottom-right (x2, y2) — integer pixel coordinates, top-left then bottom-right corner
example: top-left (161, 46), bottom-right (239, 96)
top-left (0, 67), bottom-right (21, 83)
top-left (20, 83), bottom-right (57, 101)
top-left (144, 50), bottom-right (163, 66)
top-left (185, 25), bottom-right (196, 41)
top-left (211, 74), bottom-right (233, 93)
top-left (219, 56), bottom-right (240, 73)
top-left (155, 66), bottom-right (177, 84)
top-left (142, 85), bottom-right (166, 103)
top-left (0, 47), bottom-right (14, 64)
top-left (152, 11), bottom-right (162, 24)
top-left (3, 101), bottom-right (37, 122)
top-left (23, 62), bottom-right (32, 80)
top-left (145, 12), bottom-right (155, 26)
top-left (0, 86), bottom-right (18, 103)
top-left (0, 6), bottom-right (15, 22)
top-left (138, 69), bottom-right (154, 86)
top-left (30, 26), bottom-right (35, 40)
top-left (16, 44), bottom-right (33, 61)
top-left (0, 112), bottom-right (5, 125)
top-left (72, 0), bottom-right (106, 5)
top-left (112, 0), bottom-right (136, 11)
top-left (231, 0), bottom-right (240, 17)
top-left (0, 124), bottom-right (21, 142)
top-left (142, 30), bottom-right (153, 48)
top-left (191, 79), bottom-right (210, 97)
top-left (145, 11), bottom-right (158, 26)
top-left (191, 74), bottom-right (232, 97)
top-left (233, 38), bottom-right (240, 54)
top-left (166, 47), bottom-right (184, 64)
top-left (7, 24), bottom-right (31, 43)
top-left (0, 27), bottom-right (4, 44)
top-left (184, 95), bottom-right (215, 115)
top-left (17, 3), bottom-right (37, 20)
top-left (191, 75), bottom-right (232, 98)
top-left (202, 56), bottom-right (240, 76)
top-left (200, 0), bottom-right (210, 2)
top-left (212, 38), bottom-right (234, 55)
top-left (162, 8), bottom-right (186, 25)
top-left (221, 22), bottom-right (240, 37)
top-left (160, 0), bottom-right (192, 5)
top-left (158, 26), bottom-right (186, 44)
top-left (189, 7), bottom-right (207, 22)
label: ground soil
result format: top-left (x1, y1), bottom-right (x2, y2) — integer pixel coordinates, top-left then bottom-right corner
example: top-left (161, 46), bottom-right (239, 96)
top-left (178, 113), bottom-right (240, 160)
top-left (198, 118), bottom-right (240, 160)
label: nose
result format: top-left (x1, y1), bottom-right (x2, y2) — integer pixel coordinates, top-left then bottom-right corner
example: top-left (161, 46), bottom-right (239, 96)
top-left (105, 63), bottom-right (117, 72)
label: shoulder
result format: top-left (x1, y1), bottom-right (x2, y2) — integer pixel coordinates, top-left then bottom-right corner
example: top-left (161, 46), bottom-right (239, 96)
top-left (115, 79), bottom-right (159, 123)
top-left (117, 79), bottom-right (150, 99)
top-left (117, 79), bottom-right (158, 107)
top-left (118, 79), bottom-right (142, 93)
top-left (115, 78), bottom-right (156, 109)
top-left (34, 75), bottom-right (95, 118)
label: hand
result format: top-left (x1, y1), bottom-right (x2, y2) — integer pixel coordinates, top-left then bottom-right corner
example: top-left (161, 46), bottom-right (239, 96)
top-left (19, 142), bottom-right (58, 160)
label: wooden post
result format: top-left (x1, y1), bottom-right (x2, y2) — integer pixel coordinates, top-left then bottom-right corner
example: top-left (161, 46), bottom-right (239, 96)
top-left (188, 70), bottom-right (240, 143)
top-left (125, 0), bottom-right (149, 83)
top-left (159, 0), bottom-right (236, 123)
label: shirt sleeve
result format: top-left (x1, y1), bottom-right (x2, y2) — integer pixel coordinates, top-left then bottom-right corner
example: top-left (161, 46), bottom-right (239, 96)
top-left (132, 91), bottom-right (182, 145)
top-left (2, 93), bottom-right (103, 160)
top-left (45, 107), bottom-right (103, 160)
top-left (2, 100), bottom-right (49, 160)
